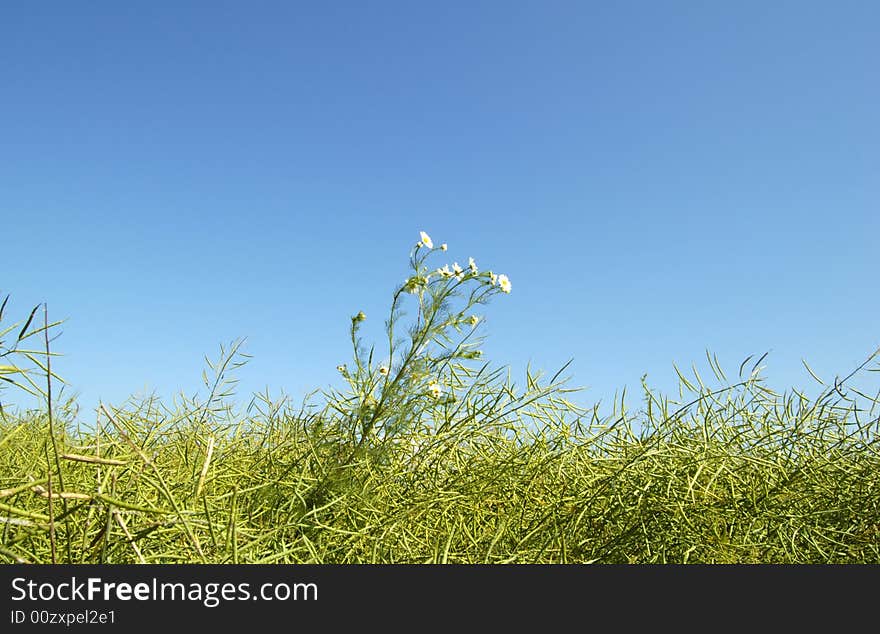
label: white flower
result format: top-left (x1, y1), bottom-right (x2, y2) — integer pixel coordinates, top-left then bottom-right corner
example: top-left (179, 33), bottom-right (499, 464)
top-left (419, 231), bottom-right (433, 249)
top-left (379, 365), bottom-right (389, 376)
top-left (403, 277), bottom-right (422, 293)
top-left (452, 262), bottom-right (463, 279)
top-left (337, 364), bottom-right (347, 374)
top-left (436, 264), bottom-right (452, 277)
top-left (468, 257), bottom-right (478, 274)
top-left (468, 315), bottom-right (480, 327)
top-left (428, 382), bottom-right (443, 399)
top-left (440, 243), bottom-right (448, 251)
top-left (497, 274), bottom-right (511, 293)
top-left (489, 272), bottom-right (497, 286)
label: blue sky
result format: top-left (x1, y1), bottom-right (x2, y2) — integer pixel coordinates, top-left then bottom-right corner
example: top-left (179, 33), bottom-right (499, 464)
top-left (2, 2), bottom-right (878, 419)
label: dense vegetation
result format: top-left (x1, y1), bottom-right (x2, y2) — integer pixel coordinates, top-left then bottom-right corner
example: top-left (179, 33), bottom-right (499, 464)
top-left (2, 233), bottom-right (878, 563)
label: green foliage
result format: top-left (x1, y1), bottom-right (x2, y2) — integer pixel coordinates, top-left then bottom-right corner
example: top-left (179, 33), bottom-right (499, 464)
top-left (0, 294), bottom-right (64, 414)
top-left (0, 234), bottom-right (878, 563)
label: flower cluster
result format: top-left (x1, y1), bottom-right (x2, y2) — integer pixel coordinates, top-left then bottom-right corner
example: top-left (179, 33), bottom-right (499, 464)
top-left (416, 231), bottom-right (511, 293)
top-left (334, 230), bottom-right (513, 441)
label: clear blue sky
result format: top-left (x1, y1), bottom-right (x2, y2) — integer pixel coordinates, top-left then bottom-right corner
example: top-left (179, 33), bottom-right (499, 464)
top-left (2, 2), bottom-right (878, 419)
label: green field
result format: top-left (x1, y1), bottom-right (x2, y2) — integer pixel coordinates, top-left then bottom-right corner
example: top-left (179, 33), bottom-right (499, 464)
top-left (2, 236), bottom-right (878, 563)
